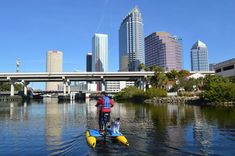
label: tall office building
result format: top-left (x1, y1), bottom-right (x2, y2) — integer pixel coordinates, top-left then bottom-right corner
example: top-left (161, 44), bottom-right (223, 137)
top-left (119, 7), bottom-right (145, 71)
top-left (92, 33), bottom-right (108, 72)
top-left (86, 53), bottom-right (92, 72)
top-left (209, 63), bottom-right (215, 71)
top-left (46, 50), bottom-right (63, 91)
top-left (191, 40), bottom-right (209, 71)
top-left (145, 32), bottom-right (182, 71)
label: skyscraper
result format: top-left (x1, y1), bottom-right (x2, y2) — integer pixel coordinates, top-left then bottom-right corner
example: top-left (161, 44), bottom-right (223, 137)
top-left (145, 32), bottom-right (182, 71)
top-left (46, 50), bottom-right (63, 91)
top-left (86, 53), bottom-right (92, 72)
top-left (191, 40), bottom-right (209, 71)
top-left (92, 33), bottom-right (108, 72)
top-left (119, 7), bottom-right (145, 71)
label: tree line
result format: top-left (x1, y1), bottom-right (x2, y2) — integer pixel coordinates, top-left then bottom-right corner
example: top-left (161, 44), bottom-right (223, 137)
top-left (115, 64), bottom-right (235, 103)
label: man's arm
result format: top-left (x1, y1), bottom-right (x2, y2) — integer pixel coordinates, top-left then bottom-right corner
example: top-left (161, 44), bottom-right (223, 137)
top-left (95, 99), bottom-right (101, 107)
top-left (110, 99), bottom-right (114, 107)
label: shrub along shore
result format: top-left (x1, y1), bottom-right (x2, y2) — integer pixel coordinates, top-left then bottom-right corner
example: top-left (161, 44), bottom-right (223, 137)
top-left (114, 72), bottom-right (235, 106)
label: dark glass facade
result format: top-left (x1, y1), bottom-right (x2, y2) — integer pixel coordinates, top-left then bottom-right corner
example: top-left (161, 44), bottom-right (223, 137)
top-left (86, 53), bottom-right (92, 72)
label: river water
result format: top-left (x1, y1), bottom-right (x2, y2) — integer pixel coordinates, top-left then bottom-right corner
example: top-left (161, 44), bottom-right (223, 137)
top-left (0, 98), bottom-right (235, 156)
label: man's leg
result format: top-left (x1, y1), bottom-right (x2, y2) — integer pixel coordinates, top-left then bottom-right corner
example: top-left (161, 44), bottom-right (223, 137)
top-left (99, 111), bottom-right (103, 130)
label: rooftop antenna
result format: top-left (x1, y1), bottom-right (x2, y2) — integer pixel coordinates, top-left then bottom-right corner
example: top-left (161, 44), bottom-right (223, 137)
top-left (16, 58), bottom-right (21, 72)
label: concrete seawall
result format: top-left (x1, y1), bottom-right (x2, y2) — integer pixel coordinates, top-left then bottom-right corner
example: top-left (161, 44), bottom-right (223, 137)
top-left (144, 96), bottom-right (235, 107)
top-left (144, 96), bottom-right (200, 105)
top-left (0, 95), bottom-right (22, 102)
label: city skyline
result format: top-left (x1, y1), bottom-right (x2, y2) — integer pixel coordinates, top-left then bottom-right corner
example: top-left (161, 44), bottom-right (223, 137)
top-left (0, 1), bottom-right (234, 73)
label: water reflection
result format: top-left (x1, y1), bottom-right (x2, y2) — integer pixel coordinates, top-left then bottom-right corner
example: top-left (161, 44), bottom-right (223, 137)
top-left (193, 106), bottom-right (212, 155)
top-left (0, 100), bottom-right (235, 155)
top-left (9, 101), bottom-right (29, 120)
top-left (44, 98), bottom-right (62, 151)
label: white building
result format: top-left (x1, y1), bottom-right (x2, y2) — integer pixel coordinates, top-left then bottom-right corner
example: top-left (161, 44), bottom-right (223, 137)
top-left (58, 82), bottom-right (97, 92)
top-left (92, 33), bottom-right (108, 72)
top-left (106, 81), bottom-right (135, 93)
top-left (214, 58), bottom-right (235, 78)
top-left (46, 50), bottom-right (63, 91)
top-left (186, 73), bottom-right (205, 79)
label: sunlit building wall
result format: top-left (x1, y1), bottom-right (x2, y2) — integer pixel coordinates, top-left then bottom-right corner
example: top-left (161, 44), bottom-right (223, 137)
top-left (46, 50), bottom-right (63, 91)
top-left (214, 58), bottom-right (235, 78)
top-left (145, 32), bottom-right (182, 71)
top-left (92, 33), bottom-right (108, 72)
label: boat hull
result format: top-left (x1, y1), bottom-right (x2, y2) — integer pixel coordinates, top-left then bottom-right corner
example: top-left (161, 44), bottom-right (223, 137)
top-left (86, 131), bottom-right (96, 148)
top-left (116, 135), bottom-right (129, 146)
top-left (86, 129), bottom-right (129, 148)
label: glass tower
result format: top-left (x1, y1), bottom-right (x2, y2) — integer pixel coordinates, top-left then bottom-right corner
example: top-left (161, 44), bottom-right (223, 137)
top-left (119, 7), bottom-right (145, 71)
top-left (92, 33), bottom-right (108, 72)
top-left (191, 40), bottom-right (209, 71)
top-left (145, 32), bottom-right (182, 71)
top-left (86, 53), bottom-right (92, 72)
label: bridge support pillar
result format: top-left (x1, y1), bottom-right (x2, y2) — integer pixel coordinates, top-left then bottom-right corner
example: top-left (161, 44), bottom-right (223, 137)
top-left (10, 80), bottom-right (15, 96)
top-left (101, 79), bottom-right (106, 91)
top-left (70, 92), bottom-right (75, 101)
top-left (137, 76), bottom-right (147, 91)
top-left (142, 75), bottom-right (147, 91)
top-left (23, 81), bottom-right (29, 96)
top-left (135, 79), bottom-right (141, 89)
top-left (63, 82), bottom-right (67, 95)
top-left (10, 83), bottom-right (14, 96)
top-left (67, 81), bottom-right (71, 95)
top-left (63, 79), bottom-right (71, 95)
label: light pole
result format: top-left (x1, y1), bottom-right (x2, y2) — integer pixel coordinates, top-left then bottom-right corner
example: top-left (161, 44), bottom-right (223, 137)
top-left (16, 59), bottom-right (21, 72)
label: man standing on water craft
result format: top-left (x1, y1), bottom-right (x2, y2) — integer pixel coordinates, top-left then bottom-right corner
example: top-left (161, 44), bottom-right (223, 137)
top-left (95, 91), bottom-right (114, 132)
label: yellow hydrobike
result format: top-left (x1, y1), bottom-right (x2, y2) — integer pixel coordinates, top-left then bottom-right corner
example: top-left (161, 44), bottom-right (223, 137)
top-left (86, 113), bottom-right (129, 148)
top-left (86, 128), bottom-right (129, 148)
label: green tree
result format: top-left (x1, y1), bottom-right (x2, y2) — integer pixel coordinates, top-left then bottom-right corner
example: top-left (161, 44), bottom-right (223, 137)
top-left (166, 69), bottom-right (179, 81)
top-left (145, 87), bottom-right (167, 98)
top-left (150, 67), bottom-right (168, 88)
top-left (178, 70), bottom-right (190, 78)
top-left (137, 63), bottom-right (145, 71)
top-left (144, 66), bottom-right (150, 71)
top-left (203, 75), bottom-right (229, 90)
top-left (200, 82), bottom-right (235, 102)
top-left (149, 65), bottom-right (157, 71)
top-left (199, 75), bottom-right (235, 102)
top-left (0, 82), bottom-right (10, 91)
top-left (0, 82), bottom-right (23, 91)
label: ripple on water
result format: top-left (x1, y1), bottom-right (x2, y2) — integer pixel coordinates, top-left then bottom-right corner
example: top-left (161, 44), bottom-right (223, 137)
top-left (48, 133), bottom-right (89, 156)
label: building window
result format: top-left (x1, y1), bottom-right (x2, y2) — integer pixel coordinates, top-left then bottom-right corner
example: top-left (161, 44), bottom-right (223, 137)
top-left (215, 68), bottom-right (221, 73)
top-left (223, 65), bottom-right (234, 71)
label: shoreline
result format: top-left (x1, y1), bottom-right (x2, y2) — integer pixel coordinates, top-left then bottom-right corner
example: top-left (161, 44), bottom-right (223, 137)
top-left (0, 95), bottom-right (22, 102)
top-left (144, 96), bottom-right (235, 107)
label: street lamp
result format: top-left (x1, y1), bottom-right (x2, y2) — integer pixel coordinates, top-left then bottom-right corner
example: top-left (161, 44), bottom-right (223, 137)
top-left (16, 59), bottom-right (20, 72)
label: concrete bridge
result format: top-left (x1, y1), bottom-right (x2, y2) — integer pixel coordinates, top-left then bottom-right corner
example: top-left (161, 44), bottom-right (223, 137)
top-left (0, 72), bottom-right (155, 96)
top-left (0, 71), bottom-right (214, 97)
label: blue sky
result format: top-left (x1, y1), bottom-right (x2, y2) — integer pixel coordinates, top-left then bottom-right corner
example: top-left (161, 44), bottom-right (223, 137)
top-left (0, 0), bottom-right (234, 73)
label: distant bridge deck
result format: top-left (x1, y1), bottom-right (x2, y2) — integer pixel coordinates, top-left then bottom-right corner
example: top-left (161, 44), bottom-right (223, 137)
top-left (0, 72), bottom-right (155, 82)
top-left (0, 71), bottom-right (214, 82)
